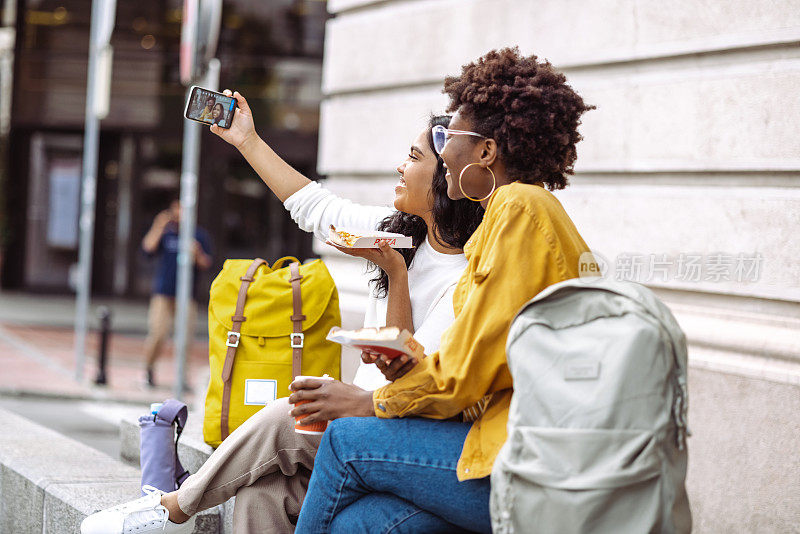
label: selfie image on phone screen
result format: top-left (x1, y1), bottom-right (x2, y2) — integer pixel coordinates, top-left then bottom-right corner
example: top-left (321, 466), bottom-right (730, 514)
top-left (185, 86), bottom-right (236, 129)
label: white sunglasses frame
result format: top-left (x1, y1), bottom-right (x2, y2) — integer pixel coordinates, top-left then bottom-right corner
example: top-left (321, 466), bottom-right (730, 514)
top-left (432, 125), bottom-right (487, 154)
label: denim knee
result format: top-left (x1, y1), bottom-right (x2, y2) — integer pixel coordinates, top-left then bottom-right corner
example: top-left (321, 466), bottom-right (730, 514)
top-left (324, 417), bottom-right (373, 459)
top-left (326, 416), bottom-right (369, 435)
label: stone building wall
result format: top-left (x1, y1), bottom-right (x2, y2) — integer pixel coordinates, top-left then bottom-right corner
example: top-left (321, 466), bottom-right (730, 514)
top-left (318, 1), bottom-right (800, 530)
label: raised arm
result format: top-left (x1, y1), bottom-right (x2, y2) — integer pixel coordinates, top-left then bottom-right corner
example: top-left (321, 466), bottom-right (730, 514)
top-left (211, 91), bottom-right (309, 202)
top-left (212, 91), bottom-right (392, 241)
top-left (142, 210), bottom-right (171, 254)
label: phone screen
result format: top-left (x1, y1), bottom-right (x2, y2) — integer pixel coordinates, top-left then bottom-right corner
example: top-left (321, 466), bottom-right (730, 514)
top-left (184, 86), bottom-right (237, 129)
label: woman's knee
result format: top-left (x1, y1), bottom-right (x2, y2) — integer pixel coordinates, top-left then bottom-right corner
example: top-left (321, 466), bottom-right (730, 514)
top-left (325, 416), bottom-right (365, 435)
top-left (330, 493), bottom-right (458, 534)
top-left (324, 417), bottom-right (377, 457)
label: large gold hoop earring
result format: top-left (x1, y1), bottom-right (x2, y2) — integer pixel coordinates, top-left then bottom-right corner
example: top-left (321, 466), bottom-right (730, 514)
top-left (458, 163), bottom-right (496, 202)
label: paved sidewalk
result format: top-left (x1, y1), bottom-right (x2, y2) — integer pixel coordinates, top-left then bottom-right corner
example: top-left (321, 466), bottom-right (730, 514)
top-left (0, 292), bottom-right (210, 404)
top-left (0, 290), bottom-right (365, 404)
top-left (0, 291), bottom-right (207, 335)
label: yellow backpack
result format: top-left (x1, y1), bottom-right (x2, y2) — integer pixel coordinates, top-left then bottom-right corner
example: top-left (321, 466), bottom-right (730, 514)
top-left (203, 256), bottom-right (341, 447)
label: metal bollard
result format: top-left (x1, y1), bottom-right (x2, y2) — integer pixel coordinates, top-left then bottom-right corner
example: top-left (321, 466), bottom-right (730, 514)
top-left (94, 306), bottom-right (112, 385)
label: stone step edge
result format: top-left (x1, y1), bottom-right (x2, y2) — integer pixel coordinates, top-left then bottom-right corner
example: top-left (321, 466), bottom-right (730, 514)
top-left (0, 407), bottom-right (224, 534)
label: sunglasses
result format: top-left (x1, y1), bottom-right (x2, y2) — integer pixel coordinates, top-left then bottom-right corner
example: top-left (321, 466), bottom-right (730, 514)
top-left (431, 124), bottom-right (487, 154)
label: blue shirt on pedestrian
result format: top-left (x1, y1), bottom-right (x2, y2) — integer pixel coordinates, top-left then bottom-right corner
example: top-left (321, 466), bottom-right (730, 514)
top-left (149, 224), bottom-right (213, 299)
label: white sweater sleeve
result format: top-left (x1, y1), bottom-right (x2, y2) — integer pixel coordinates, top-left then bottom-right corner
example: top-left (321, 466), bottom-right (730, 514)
top-left (283, 181), bottom-right (395, 243)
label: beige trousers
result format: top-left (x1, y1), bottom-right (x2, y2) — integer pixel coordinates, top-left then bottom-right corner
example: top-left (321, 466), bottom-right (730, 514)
top-left (176, 397), bottom-right (321, 533)
top-left (143, 295), bottom-right (198, 368)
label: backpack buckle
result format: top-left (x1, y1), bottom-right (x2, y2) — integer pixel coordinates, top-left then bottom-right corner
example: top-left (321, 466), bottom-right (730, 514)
top-left (290, 333), bottom-right (304, 349)
top-left (226, 331), bottom-right (241, 348)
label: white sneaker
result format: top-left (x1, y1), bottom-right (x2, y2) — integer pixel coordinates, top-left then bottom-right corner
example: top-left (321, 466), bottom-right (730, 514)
top-left (80, 485), bottom-right (195, 533)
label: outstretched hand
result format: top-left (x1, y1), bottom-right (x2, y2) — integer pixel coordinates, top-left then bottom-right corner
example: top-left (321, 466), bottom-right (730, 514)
top-left (327, 240), bottom-right (407, 278)
top-left (210, 90), bottom-right (259, 151)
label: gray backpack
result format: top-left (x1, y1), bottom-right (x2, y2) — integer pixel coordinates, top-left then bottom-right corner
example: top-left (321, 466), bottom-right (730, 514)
top-left (491, 278), bottom-right (692, 534)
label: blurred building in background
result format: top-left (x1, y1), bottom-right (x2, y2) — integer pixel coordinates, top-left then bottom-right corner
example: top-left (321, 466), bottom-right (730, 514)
top-left (0, 0), bottom-right (328, 299)
top-left (316, 0), bottom-right (800, 531)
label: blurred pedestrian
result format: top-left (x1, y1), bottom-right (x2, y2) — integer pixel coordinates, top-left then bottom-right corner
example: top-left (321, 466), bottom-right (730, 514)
top-left (141, 197), bottom-right (213, 388)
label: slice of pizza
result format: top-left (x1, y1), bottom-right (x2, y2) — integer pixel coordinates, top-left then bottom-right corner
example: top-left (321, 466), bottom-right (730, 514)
top-left (328, 225), bottom-right (359, 247)
top-left (328, 225), bottom-right (413, 249)
top-left (326, 326), bottom-right (425, 360)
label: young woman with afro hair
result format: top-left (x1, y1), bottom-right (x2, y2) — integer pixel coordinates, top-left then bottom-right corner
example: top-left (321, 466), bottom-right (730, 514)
top-left (294, 48), bottom-right (597, 533)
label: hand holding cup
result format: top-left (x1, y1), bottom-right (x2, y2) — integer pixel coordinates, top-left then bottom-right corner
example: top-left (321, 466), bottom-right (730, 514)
top-left (288, 376), bottom-right (375, 432)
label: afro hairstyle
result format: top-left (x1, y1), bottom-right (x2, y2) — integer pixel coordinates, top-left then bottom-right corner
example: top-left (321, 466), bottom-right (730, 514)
top-left (443, 47), bottom-right (594, 190)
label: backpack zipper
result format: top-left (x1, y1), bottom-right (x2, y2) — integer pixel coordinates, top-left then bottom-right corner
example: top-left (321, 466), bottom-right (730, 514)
top-left (672, 373), bottom-right (691, 450)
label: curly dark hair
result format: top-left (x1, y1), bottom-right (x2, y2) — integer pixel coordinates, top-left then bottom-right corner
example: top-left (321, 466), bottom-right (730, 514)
top-left (369, 115), bottom-right (485, 298)
top-left (443, 47), bottom-right (594, 190)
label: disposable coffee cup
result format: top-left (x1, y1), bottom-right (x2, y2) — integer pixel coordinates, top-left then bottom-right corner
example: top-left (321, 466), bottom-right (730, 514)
top-left (291, 374), bottom-right (334, 435)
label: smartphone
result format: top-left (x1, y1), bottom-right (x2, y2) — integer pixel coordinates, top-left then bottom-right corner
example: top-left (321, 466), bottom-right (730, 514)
top-left (184, 86), bottom-right (237, 129)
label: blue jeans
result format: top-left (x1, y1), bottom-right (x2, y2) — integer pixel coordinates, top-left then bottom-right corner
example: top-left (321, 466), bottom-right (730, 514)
top-left (295, 417), bottom-right (491, 534)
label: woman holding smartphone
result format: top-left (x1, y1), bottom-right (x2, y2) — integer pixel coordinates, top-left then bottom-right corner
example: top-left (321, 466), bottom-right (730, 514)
top-left (210, 93), bottom-right (483, 384)
top-left (80, 98), bottom-right (484, 533)
top-left (292, 47), bottom-right (596, 533)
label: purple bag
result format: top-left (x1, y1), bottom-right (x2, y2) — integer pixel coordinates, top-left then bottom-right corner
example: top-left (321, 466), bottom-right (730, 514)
top-left (139, 399), bottom-right (190, 494)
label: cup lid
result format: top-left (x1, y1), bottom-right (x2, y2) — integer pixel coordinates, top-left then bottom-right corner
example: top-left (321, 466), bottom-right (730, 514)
top-left (294, 374), bottom-right (334, 380)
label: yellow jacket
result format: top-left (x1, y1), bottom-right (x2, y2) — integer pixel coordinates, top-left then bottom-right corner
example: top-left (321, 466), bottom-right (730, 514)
top-left (373, 181), bottom-right (594, 480)
top-left (199, 107), bottom-right (213, 122)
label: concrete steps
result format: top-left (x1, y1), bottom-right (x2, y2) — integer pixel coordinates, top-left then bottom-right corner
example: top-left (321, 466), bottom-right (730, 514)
top-left (0, 407), bottom-right (227, 533)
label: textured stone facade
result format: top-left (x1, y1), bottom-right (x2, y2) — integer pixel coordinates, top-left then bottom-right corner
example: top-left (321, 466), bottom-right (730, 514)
top-left (318, 1), bottom-right (800, 529)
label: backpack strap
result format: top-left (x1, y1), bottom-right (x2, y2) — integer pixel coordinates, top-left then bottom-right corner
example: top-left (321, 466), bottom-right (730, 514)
top-left (157, 398), bottom-right (188, 429)
top-left (156, 399), bottom-right (190, 488)
top-left (289, 262), bottom-right (305, 379)
top-left (220, 258), bottom-right (267, 441)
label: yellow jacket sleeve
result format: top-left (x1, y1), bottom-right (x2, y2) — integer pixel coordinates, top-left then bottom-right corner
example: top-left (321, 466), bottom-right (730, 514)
top-left (373, 198), bottom-right (570, 419)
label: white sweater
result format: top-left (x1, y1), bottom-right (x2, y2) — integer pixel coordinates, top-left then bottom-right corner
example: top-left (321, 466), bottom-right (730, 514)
top-left (283, 181), bottom-right (467, 390)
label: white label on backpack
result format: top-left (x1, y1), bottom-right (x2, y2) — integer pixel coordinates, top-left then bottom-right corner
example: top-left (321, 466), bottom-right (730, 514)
top-left (244, 379), bottom-right (277, 405)
top-left (564, 359), bottom-right (600, 380)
